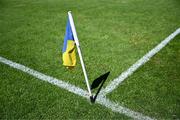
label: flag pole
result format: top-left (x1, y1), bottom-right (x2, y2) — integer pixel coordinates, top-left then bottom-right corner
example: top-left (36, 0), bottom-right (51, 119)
top-left (68, 11), bottom-right (93, 99)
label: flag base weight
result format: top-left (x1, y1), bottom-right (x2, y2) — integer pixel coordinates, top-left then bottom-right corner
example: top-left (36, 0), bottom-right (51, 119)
top-left (90, 95), bottom-right (95, 103)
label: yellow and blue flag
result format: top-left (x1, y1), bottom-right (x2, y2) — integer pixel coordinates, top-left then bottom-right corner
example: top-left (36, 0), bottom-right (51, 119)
top-left (62, 18), bottom-right (76, 68)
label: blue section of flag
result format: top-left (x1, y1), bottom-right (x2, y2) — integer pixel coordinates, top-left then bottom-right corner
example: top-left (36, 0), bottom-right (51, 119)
top-left (62, 18), bottom-right (74, 53)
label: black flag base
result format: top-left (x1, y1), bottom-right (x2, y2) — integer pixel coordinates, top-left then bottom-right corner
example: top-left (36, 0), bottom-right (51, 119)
top-left (90, 71), bottom-right (110, 103)
top-left (90, 95), bottom-right (94, 103)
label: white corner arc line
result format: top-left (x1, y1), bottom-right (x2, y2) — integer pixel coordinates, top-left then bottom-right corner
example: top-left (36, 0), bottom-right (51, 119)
top-left (102, 28), bottom-right (180, 95)
top-left (0, 56), bottom-right (154, 120)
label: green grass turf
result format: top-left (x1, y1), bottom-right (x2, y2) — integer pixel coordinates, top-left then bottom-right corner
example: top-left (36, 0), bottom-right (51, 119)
top-left (108, 36), bottom-right (180, 119)
top-left (0, 63), bottom-right (129, 119)
top-left (0, 0), bottom-right (180, 88)
top-left (0, 0), bottom-right (180, 119)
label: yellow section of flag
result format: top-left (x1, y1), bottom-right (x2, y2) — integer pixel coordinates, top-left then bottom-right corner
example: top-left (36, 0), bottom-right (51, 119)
top-left (62, 40), bottom-right (76, 68)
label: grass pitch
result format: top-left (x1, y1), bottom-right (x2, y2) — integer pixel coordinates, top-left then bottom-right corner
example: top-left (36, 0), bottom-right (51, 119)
top-left (0, 0), bottom-right (180, 119)
top-left (108, 37), bottom-right (180, 119)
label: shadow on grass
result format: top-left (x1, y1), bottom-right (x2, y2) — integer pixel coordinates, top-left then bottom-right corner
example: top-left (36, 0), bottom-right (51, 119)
top-left (90, 71), bottom-right (110, 103)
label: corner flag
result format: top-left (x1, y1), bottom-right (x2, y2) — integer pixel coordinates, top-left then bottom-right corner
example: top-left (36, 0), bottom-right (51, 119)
top-left (62, 11), bottom-right (93, 99)
top-left (62, 18), bottom-right (76, 68)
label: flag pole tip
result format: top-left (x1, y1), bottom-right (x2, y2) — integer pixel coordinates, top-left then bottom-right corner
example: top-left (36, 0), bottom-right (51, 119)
top-left (90, 95), bottom-right (95, 103)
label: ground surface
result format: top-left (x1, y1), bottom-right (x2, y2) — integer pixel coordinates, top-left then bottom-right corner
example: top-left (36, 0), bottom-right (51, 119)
top-left (0, 0), bottom-right (180, 119)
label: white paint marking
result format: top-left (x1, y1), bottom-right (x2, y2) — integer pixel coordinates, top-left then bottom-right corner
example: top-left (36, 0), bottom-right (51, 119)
top-left (102, 28), bottom-right (180, 95)
top-left (0, 56), bottom-right (154, 120)
top-left (0, 56), bottom-right (88, 98)
top-left (96, 96), bottom-right (154, 120)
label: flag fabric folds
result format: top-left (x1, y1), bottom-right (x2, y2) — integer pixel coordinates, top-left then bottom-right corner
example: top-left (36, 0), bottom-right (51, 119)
top-left (62, 18), bottom-right (76, 68)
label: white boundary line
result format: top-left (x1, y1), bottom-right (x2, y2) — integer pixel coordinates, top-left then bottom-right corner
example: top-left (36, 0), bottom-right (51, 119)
top-left (0, 56), bottom-right (154, 120)
top-left (102, 28), bottom-right (180, 95)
